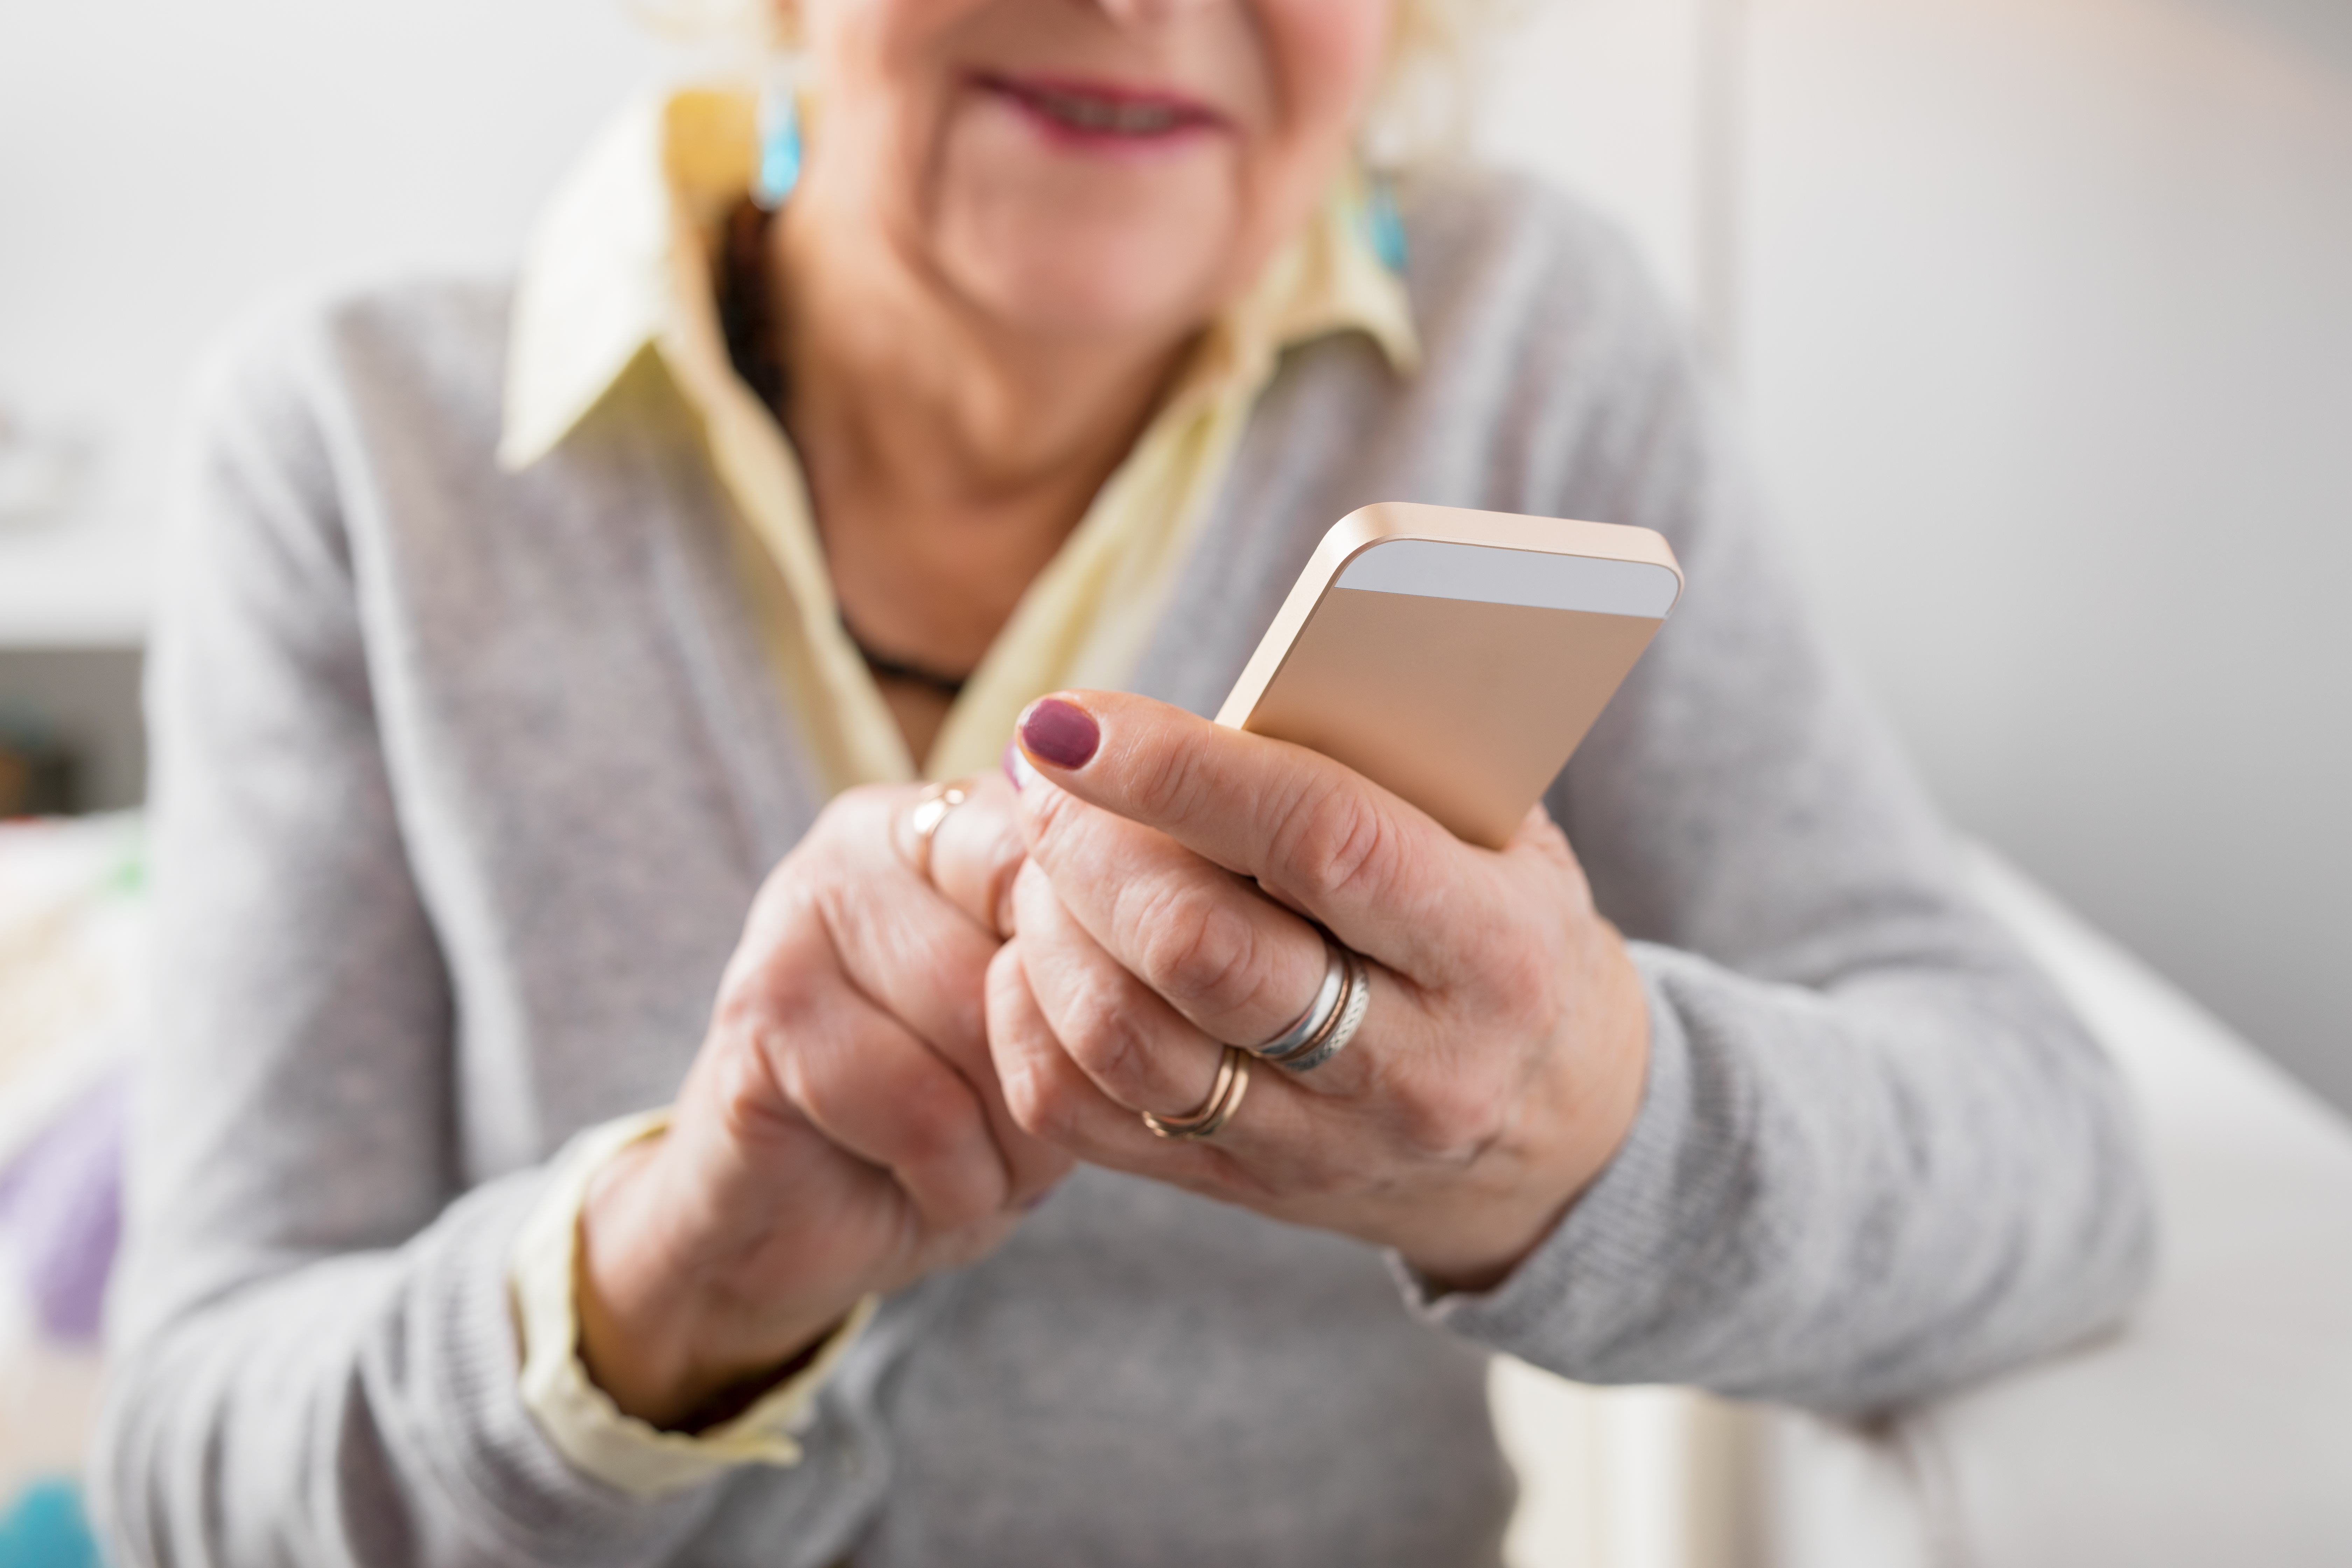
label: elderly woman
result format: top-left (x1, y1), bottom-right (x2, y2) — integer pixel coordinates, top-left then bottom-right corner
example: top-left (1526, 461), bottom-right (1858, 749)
top-left (96, 1), bottom-right (2153, 1563)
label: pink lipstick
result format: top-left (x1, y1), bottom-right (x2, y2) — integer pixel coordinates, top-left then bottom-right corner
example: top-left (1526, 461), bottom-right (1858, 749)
top-left (974, 72), bottom-right (1228, 152)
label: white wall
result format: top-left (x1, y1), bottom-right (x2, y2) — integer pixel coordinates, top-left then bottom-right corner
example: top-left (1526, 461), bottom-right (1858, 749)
top-left (1474, 0), bottom-right (1715, 329)
top-left (0, 0), bottom-right (677, 545)
top-left (1738, 0), bottom-right (2352, 1108)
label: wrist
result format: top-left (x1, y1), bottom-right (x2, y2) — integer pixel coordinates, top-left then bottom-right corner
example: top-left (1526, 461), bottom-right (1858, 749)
top-left (1391, 1152), bottom-right (1592, 1296)
top-left (574, 1133), bottom-right (844, 1428)
top-left (1398, 934), bottom-right (1652, 1296)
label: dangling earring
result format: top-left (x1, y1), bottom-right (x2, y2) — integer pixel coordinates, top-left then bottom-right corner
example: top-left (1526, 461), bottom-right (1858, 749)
top-left (1364, 172), bottom-right (1408, 274)
top-left (755, 71), bottom-right (803, 209)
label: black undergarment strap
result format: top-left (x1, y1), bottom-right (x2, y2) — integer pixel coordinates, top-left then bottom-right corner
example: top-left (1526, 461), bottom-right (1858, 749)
top-left (838, 612), bottom-right (969, 702)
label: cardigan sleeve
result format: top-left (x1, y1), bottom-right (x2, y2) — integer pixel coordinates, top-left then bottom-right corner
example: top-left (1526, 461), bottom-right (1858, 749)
top-left (1396, 200), bottom-right (2157, 1410)
top-left (90, 312), bottom-right (741, 1567)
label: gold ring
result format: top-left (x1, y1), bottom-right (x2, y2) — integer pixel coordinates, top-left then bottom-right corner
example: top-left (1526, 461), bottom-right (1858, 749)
top-left (907, 779), bottom-right (972, 887)
top-left (1141, 1044), bottom-right (1253, 1142)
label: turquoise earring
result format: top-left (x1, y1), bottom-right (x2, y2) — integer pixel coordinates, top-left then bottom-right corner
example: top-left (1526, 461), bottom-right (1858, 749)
top-left (1365, 174), bottom-right (1408, 274)
top-left (755, 79), bottom-right (803, 208)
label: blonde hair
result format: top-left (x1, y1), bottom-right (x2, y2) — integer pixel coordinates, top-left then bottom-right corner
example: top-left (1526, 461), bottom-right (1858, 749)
top-left (630, 0), bottom-right (1518, 164)
top-left (1373, 0), bottom-right (1520, 163)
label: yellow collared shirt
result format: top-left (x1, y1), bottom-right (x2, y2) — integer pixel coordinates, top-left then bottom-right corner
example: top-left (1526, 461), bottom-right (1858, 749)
top-left (502, 85), bottom-right (1417, 1494)
top-left (503, 85), bottom-right (1416, 786)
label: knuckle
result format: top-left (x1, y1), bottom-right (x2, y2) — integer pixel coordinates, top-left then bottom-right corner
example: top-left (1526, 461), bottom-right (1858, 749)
top-left (704, 1034), bottom-right (797, 1145)
top-left (1000, 1054), bottom-right (1084, 1144)
top-left (778, 1036), bottom-right (855, 1130)
top-left (737, 860), bottom-right (833, 970)
top-left (929, 1216), bottom-right (1014, 1269)
top-left (709, 985), bottom-right (770, 1051)
top-left (827, 782), bottom-right (901, 826)
top-left (809, 786), bottom-right (905, 872)
top-left (1274, 1157), bottom-right (1357, 1203)
top-left (1128, 884), bottom-right (1260, 1014)
top-left (1480, 939), bottom-right (1554, 1026)
top-left (720, 949), bottom-right (825, 1041)
top-left (1124, 737), bottom-right (1203, 826)
top-left (1273, 777), bottom-right (1394, 907)
top-left (1491, 922), bottom-right (1575, 1041)
top-left (886, 1070), bottom-right (976, 1172)
top-left (1396, 1076), bottom-right (1508, 1162)
top-left (743, 858), bottom-right (813, 943)
top-left (1056, 976), bottom-right (1154, 1090)
top-left (800, 791), bottom-right (874, 861)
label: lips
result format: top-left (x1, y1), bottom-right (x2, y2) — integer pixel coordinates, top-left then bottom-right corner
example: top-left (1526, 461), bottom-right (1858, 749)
top-left (975, 72), bottom-right (1228, 146)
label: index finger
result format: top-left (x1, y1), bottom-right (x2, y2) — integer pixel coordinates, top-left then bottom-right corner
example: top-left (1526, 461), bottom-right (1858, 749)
top-left (1013, 691), bottom-right (1518, 981)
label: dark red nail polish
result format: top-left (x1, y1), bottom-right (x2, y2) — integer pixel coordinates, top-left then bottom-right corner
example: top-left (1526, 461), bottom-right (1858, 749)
top-left (1020, 698), bottom-right (1099, 770)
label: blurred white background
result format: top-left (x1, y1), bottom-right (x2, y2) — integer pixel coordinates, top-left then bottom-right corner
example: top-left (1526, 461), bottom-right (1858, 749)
top-left (2, 0), bottom-right (2347, 1110)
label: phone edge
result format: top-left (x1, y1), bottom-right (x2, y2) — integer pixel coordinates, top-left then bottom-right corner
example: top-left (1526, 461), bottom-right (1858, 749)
top-left (1213, 503), bottom-right (1685, 731)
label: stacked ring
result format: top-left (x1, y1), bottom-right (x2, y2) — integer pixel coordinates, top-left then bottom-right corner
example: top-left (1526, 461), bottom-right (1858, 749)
top-left (1250, 939), bottom-right (1347, 1062)
top-left (1142, 1045), bottom-right (1253, 1142)
top-left (1252, 936), bottom-right (1372, 1075)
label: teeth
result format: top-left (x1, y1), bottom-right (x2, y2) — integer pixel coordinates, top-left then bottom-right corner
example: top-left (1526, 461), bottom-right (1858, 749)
top-left (1032, 89), bottom-right (1184, 136)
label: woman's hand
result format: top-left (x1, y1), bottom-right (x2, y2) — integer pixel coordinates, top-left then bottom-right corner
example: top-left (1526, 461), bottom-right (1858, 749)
top-left (989, 693), bottom-right (1652, 1294)
top-left (575, 778), bottom-right (1064, 1429)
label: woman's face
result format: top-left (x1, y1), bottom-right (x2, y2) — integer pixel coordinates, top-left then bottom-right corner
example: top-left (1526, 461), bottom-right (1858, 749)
top-left (793, 0), bottom-right (1396, 344)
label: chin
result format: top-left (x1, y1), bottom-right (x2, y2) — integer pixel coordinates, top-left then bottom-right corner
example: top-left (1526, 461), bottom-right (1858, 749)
top-left (938, 210), bottom-right (1233, 343)
top-left (931, 106), bottom-right (1247, 343)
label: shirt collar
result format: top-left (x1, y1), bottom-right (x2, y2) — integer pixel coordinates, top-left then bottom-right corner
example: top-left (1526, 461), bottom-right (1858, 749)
top-left (501, 85), bottom-right (1418, 471)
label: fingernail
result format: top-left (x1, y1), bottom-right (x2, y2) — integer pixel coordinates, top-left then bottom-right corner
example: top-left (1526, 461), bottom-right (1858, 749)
top-left (1002, 737), bottom-right (1039, 793)
top-left (1018, 698), bottom-right (1099, 771)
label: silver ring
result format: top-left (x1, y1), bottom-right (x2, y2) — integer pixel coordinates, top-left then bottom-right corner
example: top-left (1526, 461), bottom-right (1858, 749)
top-left (1260, 940), bottom-right (1373, 1072)
top-left (1259, 944), bottom-right (1371, 1075)
top-left (1248, 938), bottom-right (1346, 1061)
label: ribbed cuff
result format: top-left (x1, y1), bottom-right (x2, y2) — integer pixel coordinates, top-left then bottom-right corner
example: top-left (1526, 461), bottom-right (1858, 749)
top-left (395, 1168), bottom-right (717, 1562)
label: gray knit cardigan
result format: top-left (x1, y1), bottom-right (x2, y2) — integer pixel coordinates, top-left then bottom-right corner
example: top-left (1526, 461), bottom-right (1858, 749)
top-left (96, 169), bottom-right (2154, 1568)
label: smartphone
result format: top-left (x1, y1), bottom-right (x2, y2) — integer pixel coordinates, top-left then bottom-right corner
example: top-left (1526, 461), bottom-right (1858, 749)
top-left (1216, 503), bottom-right (1683, 849)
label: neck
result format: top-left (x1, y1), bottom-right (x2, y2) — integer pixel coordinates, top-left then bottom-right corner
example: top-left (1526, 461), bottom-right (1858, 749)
top-left (770, 184), bottom-right (1191, 532)
top-left (759, 173), bottom-right (1204, 767)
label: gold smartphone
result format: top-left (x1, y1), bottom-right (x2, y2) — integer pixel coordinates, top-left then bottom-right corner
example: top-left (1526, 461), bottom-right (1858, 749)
top-left (1217, 503), bottom-right (1684, 849)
